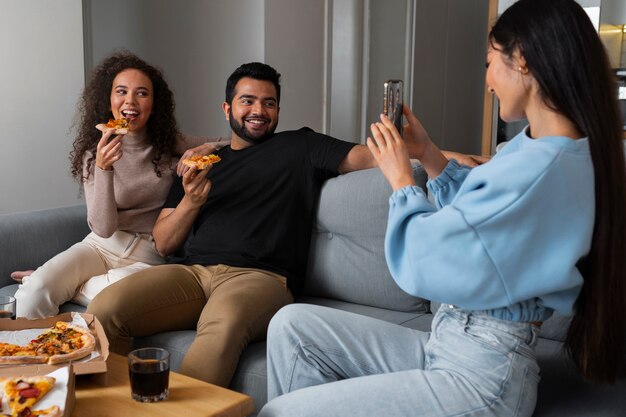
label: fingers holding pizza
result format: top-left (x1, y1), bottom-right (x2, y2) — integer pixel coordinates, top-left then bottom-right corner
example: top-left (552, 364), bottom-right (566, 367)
top-left (95, 128), bottom-right (124, 171)
top-left (181, 157), bottom-right (219, 208)
top-left (177, 143), bottom-right (222, 176)
top-left (181, 155), bottom-right (221, 201)
top-left (181, 154), bottom-right (221, 171)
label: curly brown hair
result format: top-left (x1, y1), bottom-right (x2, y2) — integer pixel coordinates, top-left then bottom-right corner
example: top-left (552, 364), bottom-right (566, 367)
top-left (69, 51), bottom-right (180, 181)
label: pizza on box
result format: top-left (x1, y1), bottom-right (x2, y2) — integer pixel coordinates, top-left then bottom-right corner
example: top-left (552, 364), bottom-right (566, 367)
top-left (0, 376), bottom-right (61, 417)
top-left (181, 154), bottom-right (221, 170)
top-left (95, 117), bottom-right (130, 134)
top-left (0, 322), bottom-right (95, 366)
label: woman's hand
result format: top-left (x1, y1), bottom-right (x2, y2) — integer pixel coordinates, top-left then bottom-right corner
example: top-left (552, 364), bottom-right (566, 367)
top-left (177, 143), bottom-right (219, 176)
top-left (367, 114), bottom-right (416, 191)
top-left (441, 151), bottom-right (490, 167)
top-left (399, 105), bottom-right (450, 179)
top-left (400, 104), bottom-right (434, 160)
top-left (95, 129), bottom-right (124, 171)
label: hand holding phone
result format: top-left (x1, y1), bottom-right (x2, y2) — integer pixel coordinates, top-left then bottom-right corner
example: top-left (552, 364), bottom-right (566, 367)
top-left (383, 79), bottom-right (403, 136)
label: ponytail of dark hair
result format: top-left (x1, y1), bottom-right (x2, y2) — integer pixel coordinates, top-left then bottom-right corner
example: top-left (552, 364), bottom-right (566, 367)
top-left (491, 0), bottom-right (626, 383)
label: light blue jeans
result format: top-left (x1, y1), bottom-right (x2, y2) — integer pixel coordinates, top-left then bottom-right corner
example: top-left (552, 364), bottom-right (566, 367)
top-left (258, 303), bottom-right (541, 417)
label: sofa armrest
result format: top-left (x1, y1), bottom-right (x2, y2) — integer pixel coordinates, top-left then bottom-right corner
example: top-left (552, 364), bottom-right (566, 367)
top-left (0, 205), bottom-right (89, 288)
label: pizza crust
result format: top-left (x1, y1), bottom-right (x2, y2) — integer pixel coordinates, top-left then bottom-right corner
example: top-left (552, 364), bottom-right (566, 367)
top-left (0, 355), bottom-right (48, 365)
top-left (31, 405), bottom-right (62, 417)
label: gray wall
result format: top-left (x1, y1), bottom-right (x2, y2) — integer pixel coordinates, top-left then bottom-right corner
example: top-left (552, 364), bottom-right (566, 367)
top-left (0, 0), bottom-right (85, 214)
top-left (413, 0), bottom-right (489, 155)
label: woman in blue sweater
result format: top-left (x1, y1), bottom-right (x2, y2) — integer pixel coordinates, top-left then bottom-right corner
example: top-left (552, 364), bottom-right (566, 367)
top-left (258, 0), bottom-right (626, 416)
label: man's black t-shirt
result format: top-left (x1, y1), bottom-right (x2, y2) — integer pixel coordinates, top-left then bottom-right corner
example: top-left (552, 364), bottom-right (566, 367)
top-left (164, 128), bottom-right (356, 292)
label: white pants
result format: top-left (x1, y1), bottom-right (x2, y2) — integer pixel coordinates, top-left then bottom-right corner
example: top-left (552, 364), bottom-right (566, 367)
top-left (15, 231), bottom-right (164, 319)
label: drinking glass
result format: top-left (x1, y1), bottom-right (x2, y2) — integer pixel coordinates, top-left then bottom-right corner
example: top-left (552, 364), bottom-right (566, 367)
top-left (128, 347), bottom-right (170, 402)
top-left (0, 296), bottom-right (16, 320)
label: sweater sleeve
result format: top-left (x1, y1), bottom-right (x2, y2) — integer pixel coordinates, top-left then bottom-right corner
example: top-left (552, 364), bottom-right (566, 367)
top-left (175, 135), bottom-right (231, 155)
top-left (82, 152), bottom-right (118, 238)
top-left (426, 159), bottom-right (472, 208)
top-left (384, 146), bottom-right (594, 313)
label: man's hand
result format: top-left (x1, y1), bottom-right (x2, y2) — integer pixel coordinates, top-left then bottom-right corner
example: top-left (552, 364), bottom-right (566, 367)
top-left (177, 142), bottom-right (220, 176)
top-left (182, 166), bottom-right (212, 208)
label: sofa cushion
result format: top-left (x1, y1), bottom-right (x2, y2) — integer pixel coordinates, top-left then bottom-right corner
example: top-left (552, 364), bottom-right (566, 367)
top-left (305, 166), bottom-right (429, 312)
top-left (0, 205), bottom-right (89, 287)
top-left (534, 338), bottom-right (626, 417)
top-left (297, 295), bottom-right (431, 328)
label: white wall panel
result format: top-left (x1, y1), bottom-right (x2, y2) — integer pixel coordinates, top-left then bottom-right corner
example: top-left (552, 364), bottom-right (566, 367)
top-left (0, 0), bottom-right (85, 214)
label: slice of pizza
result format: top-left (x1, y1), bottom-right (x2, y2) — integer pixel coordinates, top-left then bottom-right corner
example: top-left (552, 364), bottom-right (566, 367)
top-left (181, 154), bottom-right (222, 170)
top-left (29, 322), bottom-right (96, 365)
top-left (0, 343), bottom-right (47, 366)
top-left (95, 117), bottom-right (130, 134)
top-left (1, 376), bottom-right (55, 416)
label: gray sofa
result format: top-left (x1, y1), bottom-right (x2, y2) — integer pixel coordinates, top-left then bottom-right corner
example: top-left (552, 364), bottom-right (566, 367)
top-left (1, 165), bottom-right (624, 416)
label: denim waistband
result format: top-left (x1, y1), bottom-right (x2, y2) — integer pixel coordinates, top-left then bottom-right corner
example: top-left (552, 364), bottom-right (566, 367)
top-left (438, 304), bottom-right (540, 347)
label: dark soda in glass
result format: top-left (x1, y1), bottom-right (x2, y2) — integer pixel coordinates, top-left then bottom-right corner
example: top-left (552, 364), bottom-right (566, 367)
top-left (0, 310), bottom-right (16, 320)
top-left (129, 358), bottom-right (169, 402)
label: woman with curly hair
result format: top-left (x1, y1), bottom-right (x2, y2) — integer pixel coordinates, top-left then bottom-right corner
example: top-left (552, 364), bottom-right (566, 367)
top-left (14, 51), bottom-right (227, 319)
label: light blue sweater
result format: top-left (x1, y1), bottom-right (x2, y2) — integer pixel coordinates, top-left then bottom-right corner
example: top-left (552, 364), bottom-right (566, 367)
top-left (385, 129), bottom-right (594, 322)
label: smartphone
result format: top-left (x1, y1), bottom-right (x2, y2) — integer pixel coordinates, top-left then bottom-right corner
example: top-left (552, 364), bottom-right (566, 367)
top-left (383, 79), bottom-right (403, 136)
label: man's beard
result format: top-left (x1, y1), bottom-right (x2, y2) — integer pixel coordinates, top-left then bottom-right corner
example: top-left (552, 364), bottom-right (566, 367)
top-left (229, 109), bottom-right (276, 145)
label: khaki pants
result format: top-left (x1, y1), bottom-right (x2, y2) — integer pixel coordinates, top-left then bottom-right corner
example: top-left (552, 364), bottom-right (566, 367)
top-left (15, 231), bottom-right (163, 319)
top-left (86, 264), bottom-right (294, 387)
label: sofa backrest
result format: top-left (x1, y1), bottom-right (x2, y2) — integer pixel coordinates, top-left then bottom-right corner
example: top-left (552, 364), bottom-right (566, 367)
top-left (305, 165), bottom-right (430, 312)
top-left (0, 205), bottom-right (89, 288)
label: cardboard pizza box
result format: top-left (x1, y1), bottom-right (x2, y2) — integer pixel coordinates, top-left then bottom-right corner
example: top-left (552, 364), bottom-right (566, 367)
top-left (0, 364), bottom-right (75, 417)
top-left (0, 312), bottom-right (109, 376)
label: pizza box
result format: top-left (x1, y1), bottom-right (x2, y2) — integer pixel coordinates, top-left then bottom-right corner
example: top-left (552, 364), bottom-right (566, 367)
top-left (0, 312), bottom-right (109, 376)
top-left (0, 364), bottom-right (75, 417)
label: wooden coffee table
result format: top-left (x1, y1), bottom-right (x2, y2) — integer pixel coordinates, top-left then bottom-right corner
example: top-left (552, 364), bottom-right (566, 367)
top-left (72, 353), bottom-right (255, 417)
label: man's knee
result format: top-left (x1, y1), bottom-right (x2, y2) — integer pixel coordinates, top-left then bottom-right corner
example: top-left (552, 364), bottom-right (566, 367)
top-left (85, 279), bottom-right (137, 342)
top-left (87, 282), bottom-right (123, 316)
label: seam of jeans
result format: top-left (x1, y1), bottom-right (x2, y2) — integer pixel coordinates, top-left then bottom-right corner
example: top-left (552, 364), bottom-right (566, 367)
top-left (285, 337), bottom-right (303, 393)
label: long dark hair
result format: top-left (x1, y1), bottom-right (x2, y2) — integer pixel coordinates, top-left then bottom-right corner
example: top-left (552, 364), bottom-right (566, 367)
top-left (491, 0), bottom-right (626, 383)
top-left (70, 51), bottom-right (180, 181)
